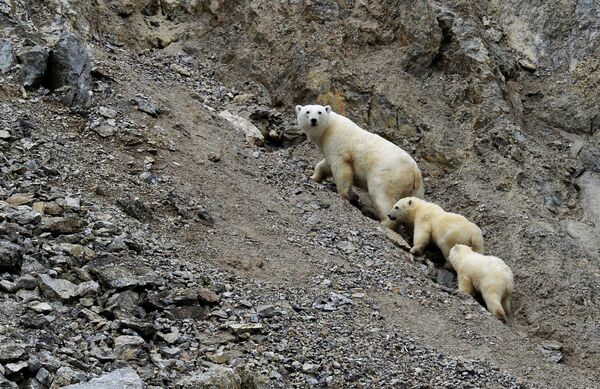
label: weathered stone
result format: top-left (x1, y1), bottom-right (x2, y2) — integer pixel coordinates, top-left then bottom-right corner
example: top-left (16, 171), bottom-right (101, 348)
top-left (59, 243), bottom-right (95, 259)
top-left (113, 335), bottom-right (145, 360)
top-left (60, 367), bottom-right (143, 389)
top-left (4, 360), bottom-right (28, 375)
top-left (38, 274), bottom-right (78, 302)
top-left (0, 39), bottom-right (14, 73)
top-left (178, 366), bottom-right (242, 389)
top-left (198, 289), bottom-right (220, 305)
top-left (76, 281), bottom-right (100, 297)
top-left (6, 193), bottom-right (35, 206)
top-left (29, 302), bottom-right (53, 314)
top-left (133, 97), bottom-right (158, 117)
top-left (38, 216), bottom-right (85, 235)
top-left (17, 46), bottom-right (48, 89)
top-left (436, 269), bottom-right (457, 289)
top-left (45, 32), bottom-right (92, 107)
top-left (98, 107), bottom-right (117, 118)
top-left (229, 323), bottom-right (263, 335)
top-left (219, 110), bottom-right (265, 146)
top-left (0, 343), bottom-right (27, 363)
top-left (87, 255), bottom-right (161, 290)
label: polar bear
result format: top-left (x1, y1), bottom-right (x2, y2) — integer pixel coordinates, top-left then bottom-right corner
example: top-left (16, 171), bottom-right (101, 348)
top-left (448, 244), bottom-right (514, 323)
top-left (386, 197), bottom-right (484, 262)
top-left (296, 104), bottom-right (424, 229)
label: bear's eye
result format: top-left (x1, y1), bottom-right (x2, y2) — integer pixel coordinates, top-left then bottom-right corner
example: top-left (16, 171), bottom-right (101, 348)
top-left (395, 206), bottom-right (399, 209)
top-left (306, 111), bottom-right (310, 114)
top-left (318, 111), bottom-right (322, 114)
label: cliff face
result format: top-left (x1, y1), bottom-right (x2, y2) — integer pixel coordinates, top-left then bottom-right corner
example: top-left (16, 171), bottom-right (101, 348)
top-left (0, 0), bottom-right (599, 387)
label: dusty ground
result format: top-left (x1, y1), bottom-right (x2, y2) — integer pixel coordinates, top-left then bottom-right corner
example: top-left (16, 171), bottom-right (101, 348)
top-left (1, 0), bottom-right (599, 388)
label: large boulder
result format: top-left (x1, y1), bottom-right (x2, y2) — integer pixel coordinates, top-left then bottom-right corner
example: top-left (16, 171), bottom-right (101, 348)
top-left (45, 32), bottom-right (92, 107)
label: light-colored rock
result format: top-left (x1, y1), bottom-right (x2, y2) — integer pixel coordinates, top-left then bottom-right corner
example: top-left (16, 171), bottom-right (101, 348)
top-left (60, 367), bottom-right (143, 389)
top-left (218, 110), bottom-right (264, 146)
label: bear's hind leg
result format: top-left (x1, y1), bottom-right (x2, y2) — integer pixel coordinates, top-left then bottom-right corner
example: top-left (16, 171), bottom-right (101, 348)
top-left (483, 292), bottom-right (507, 323)
top-left (501, 292), bottom-right (512, 319)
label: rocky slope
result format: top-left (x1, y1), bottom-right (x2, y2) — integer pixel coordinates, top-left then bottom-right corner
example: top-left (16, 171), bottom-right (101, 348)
top-left (0, 0), bottom-right (599, 388)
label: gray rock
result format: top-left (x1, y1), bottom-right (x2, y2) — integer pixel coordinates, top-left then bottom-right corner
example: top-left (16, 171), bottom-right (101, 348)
top-left (60, 367), bottom-right (143, 389)
top-left (4, 360), bottom-right (28, 375)
top-left (99, 107), bottom-right (117, 119)
top-left (87, 255), bottom-right (161, 290)
top-left (15, 274), bottom-right (37, 290)
top-left (46, 32), bottom-right (91, 107)
top-left (38, 274), bottom-right (78, 302)
top-left (539, 342), bottom-right (563, 363)
top-left (0, 39), bottom-right (14, 73)
top-left (17, 46), bottom-right (48, 89)
top-left (5, 206), bottom-right (42, 226)
top-left (257, 305), bottom-right (277, 318)
top-left (0, 343), bottom-right (27, 363)
top-left (37, 216), bottom-right (86, 235)
top-left (178, 366), bottom-right (242, 389)
top-left (113, 335), bottom-right (145, 360)
top-left (436, 269), bottom-right (457, 289)
top-left (0, 239), bottom-right (22, 271)
top-left (229, 323), bottom-right (263, 335)
top-left (133, 97), bottom-right (158, 117)
top-left (0, 279), bottom-right (17, 293)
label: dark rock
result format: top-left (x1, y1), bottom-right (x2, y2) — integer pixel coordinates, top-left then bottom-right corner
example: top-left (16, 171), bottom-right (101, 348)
top-left (87, 255), bottom-right (161, 290)
top-left (17, 46), bottom-right (48, 89)
top-left (116, 195), bottom-right (151, 221)
top-left (45, 32), bottom-right (92, 107)
top-left (60, 367), bottom-right (143, 389)
top-left (0, 239), bottom-right (22, 272)
top-left (0, 39), bottom-right (14, 73)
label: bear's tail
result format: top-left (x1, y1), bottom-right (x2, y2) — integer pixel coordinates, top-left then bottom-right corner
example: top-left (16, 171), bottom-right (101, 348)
top-left (411, 170), bottom-right (425, 199)
top-left (469, 233), bottom-right (484, 254)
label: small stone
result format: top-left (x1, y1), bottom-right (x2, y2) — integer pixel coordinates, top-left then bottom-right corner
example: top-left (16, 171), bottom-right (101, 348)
top-left (134, 97), bottom-right (158, 117)
top-left (169, 63), bottom-right (193, 77)
top-left (38, 216), bottom-right (86, 235)
top-left (60, 367), bottom-right (143, 389)
top-left (208, 152), bottom-right (221, 162)
top-left (158, 328), bottom-right (180, 344)
top-left (38, 274), bottom-right (78, 302)
top-left (178, 366), bottom-right (241, 389)
top-left (436, 269), bottom-right (457, 289)
top-left (336, 240), bottom-right (356, 252)
top-left (0, 343), bottom-right (27, 363)
top-left (63, 197), bottom-right (81, 212)
top-left (0, 279), bottom-right (17, 293)
top-left (0, 130), bottom-right (10, 139)
top-left (15, 274), bottom-right (37, 290)
top-left (0, 239), bottom-right (23, 271)
top-left (518, 58), bottom-right (537, 72)
top-left (5, 361), bottom-right (28, 375)
top-left (94, 125), bottom-right (116, 138)
top-left (98, 107), bottom-right (117, 118)
top-left (76, 280), bottom-right (100, 297)
top-left (302, 362), bottom-right (320, 374)
top-left (229, 323), bottom-right (263, 335)
top-left (257, 305), bottom-right (277, 318)
top-left (198, 289), bottom-right (220, 305)
top-left (539, 342), bottom-right (563, 363)
top-left (207, 352), bottom-right (230, 364)
top-left (29, 302), bottom-right (53, 314)
top-left (7, 193), bottom-right (35, 206)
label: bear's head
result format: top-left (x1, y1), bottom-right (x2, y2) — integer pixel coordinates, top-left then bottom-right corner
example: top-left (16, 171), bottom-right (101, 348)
top-left (295, 104), bottom-right (332, 135)
top-left (448, 244), bottom-right (471, 266)
top-left (387, 197), bottom-right (418, 222)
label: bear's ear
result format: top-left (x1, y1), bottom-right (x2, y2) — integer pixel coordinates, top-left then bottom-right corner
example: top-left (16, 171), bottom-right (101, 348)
top-left (324, 105), bottom-right (331, 113)
top-left (295, 105), bottom-right (302, 114)
top-left (408, 199), bottom-right (412, 205)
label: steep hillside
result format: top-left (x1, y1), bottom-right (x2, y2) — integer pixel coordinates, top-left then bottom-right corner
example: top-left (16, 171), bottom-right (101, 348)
top-left (0, 1), bottom-right (599, 388)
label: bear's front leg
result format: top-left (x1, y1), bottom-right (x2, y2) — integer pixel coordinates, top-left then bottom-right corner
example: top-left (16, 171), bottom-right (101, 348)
top-left (310, 159), bottom-right (332, 182)
top-left (410, 223), bottom-right (431, 255)
top-left (331, 161), bottom-right (358, 204)
top-left (457, 275), bottom-right (475, 296)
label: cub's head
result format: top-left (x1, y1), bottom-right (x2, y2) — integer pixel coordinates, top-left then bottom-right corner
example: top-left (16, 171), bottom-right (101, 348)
top-left (295, 104), bottom-right (332, 133)
top-left (387, 197), bottom-right (418, 221)
top-left (448, 244), bottom-right (471, 266)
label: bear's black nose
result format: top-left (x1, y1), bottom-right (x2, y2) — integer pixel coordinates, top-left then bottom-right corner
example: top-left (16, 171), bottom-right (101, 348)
top-left (310, 118), bottom-right (317, 126)
top-left (388, 214), bottom-right (396, 220)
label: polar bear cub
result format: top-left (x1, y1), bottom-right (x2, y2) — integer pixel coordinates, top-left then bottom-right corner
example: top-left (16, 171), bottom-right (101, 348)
top-left (449, 244), bottom-right (514, 323)
top-left (386, 197), bottom-right (484, 262)
top-left (296, 104), bottom-right (424, 229)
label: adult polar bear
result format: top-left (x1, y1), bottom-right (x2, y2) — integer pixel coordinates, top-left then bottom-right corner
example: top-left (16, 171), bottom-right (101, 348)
top-left (296, 104), bottom-right (424, 229)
